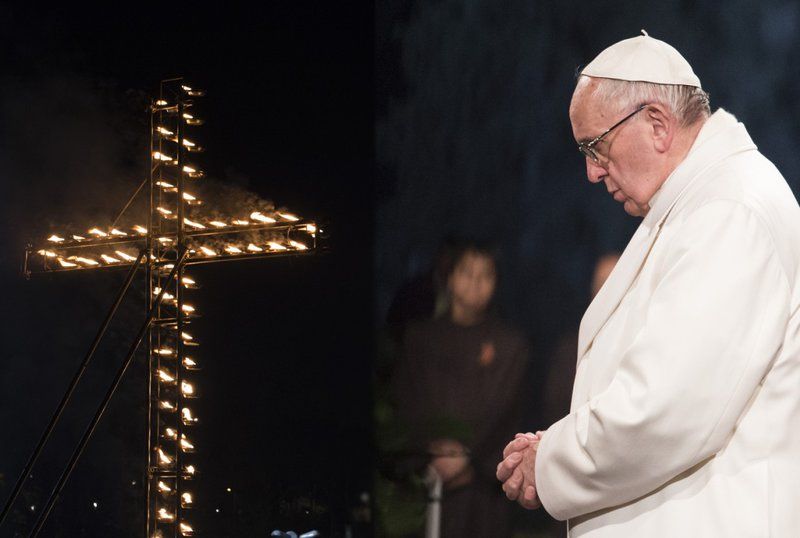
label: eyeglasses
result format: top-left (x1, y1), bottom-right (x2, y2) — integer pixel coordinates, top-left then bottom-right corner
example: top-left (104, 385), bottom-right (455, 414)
top-left (577, 104), bottom-right (648, 163)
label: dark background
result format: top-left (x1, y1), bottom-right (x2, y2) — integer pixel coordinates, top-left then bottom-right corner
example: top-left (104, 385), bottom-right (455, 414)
top-left (376, 0), bottom-right (800, 407)
top-left (4, 1), bottom-right (800, 537)
top-left (0, 3), bottom-right (372, 537)
top-left (375, 2), bottom-right (800, 534)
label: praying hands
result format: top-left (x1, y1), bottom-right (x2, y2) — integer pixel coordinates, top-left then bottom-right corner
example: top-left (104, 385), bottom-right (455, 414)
top-left (495, 431), bottom-right (544, 510)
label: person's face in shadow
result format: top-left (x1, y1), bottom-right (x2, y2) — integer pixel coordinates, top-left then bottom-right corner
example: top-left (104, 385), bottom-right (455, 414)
top-left (448, 251), bottom-right (496, 323)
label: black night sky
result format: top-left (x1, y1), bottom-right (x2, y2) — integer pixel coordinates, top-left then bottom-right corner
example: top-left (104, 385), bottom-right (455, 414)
top-left (4, 1), bottom-right (800, 537)
top-left (1, 3), bottom-right (373, 537)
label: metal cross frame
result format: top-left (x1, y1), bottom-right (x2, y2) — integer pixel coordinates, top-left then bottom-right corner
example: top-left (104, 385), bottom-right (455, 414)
top-left (12, 77), bottom-right (319, 538)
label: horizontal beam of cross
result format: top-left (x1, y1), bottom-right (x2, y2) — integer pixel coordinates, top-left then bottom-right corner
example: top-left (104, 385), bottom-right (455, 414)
top-left (25, 220), bottom-right (319, 275)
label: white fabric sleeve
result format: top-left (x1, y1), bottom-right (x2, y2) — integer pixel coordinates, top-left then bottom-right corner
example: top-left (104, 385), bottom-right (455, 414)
top-left (535, 200), bottom-right (791, 521)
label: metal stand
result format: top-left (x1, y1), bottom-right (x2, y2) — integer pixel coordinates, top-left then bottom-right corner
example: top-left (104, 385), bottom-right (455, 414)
top-left (0, 250), bottom-right (145, 529)
top-left (28, 252), bottom-right (187, 537)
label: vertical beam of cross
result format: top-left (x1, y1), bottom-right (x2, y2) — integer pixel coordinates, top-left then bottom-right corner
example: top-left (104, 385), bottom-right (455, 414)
top-left (147, 77), bottom-right (197, 538)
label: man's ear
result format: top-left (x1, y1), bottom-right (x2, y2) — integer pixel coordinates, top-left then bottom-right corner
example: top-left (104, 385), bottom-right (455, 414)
top-left (647, 104), bottom-right (674, 153)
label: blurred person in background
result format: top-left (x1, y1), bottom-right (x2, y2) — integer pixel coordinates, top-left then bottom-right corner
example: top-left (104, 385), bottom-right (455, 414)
top-left (393, 239), bottom-right (529, 537)
top-left (385, 237), bottom-right (460, 341)
top-left (540, 252), bottom-right (620, 430)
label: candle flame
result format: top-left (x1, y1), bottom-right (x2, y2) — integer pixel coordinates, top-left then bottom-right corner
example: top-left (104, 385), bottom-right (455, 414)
top-left (199, 246), bottom-right (217, 256)
top-left (181, 381), bottom-right (195, 396)
top-left (183, 357), bottom-right (198, 369)
top-left (47, 234), bottom-right (65, 243)
top-left (158, 369), bottom-right (175, 383)
top-left (110, 228), bottom-right (127, 236)
top-left (157, 207), bottom-right (173, 216)
top-left (246, 243), bottom-right (262, 252)
top-left (231, 219), bottom-right (250, 226)
top-left (160, 400), bottom-right (176, 411)
top-left (184, 166), bottom-right (204, 177)
top-left (289, 240), bottom-right (308, 250)
top-left (100, 254), bottom-right (120, 264)
top-left (115, 250), bottom-right (137, 262)
top-left (69, 256), bottom-right (100, 266)
top-left (58, 258), bottom-right (78, 268)
top-left (88, 228), bottom-right (108, 237)
top-left (209, 220), bottom-right (227, 228)
top-left (153, 151), bottom-right (175, 162)
top-left (224, 245), bottom-right (242, 254)
top-left (182, 407), bottom-right (198, 423)
top-left (184, 218), bottom-right (205, 229)
top-left (153, 287), bottom-right (175, 300)
top-left (181, 492), bottom-right (193, 505)
top-left (157, 508), bottom-right (174, 521)
top-left (165, 427), bottom-right (177, 439)
top-left (133, 225), bottom-right (147, 234)
top-left (157, 481), bottom-right (172, 493)
top-left (250, 211), bottom-right (276, 223)
top-left (179, 521), bottom-right (194, 535)
top-left (156, 126), bottom-right (174, 136)
top-left (306, 224), bottom-right (317, 234)
top-left (157, 448), bottom-right (172, 465)
top-left (37, 249), bottom-right (57, 258)
top-left (277, 211), bottom-right (300, 221)
top-left (182, 304), bottom-right (195, 314)
top-left (180, 435), bottom-right (194, 451)
top-left (267, 242), bottom-right (287, 251)
top-left (72, 235), bottom-right (86, 241)
top-left (182, 277), bottom-right (196, 286)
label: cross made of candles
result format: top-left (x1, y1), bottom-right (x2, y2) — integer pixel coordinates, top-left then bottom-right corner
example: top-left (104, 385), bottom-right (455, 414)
top-left (13, 78), bottom-right (319, 538)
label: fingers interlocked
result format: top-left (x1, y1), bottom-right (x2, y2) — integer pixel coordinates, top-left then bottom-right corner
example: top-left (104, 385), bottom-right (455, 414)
top-left (496, 431), bottom-right (543, 510)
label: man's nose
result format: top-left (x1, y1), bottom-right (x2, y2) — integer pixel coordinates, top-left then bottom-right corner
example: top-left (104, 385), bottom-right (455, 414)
top-left (585, 158), bottom-right (607, 183)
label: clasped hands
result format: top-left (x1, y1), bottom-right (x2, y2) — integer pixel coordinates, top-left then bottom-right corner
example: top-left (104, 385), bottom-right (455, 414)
top-left (495, 431), bottom-right (544, 510)
top-left (428, 438), bottom-right (474, 490)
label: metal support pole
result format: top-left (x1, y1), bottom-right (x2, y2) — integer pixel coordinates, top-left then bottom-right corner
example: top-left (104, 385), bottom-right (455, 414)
top-left (28, 249), bottom-right (187, 538)
top-left (174, 97), bottom-right (186, 538)
top-left (0, 249), bottom-right (146, 530)
top-left (144, 85), bottom-right (158, 538)
top-left (424, 466), bottom-right (443, 538)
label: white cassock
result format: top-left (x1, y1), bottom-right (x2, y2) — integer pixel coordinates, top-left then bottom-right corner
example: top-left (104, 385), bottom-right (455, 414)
top-left (535, 109), bottom-right (800, 537)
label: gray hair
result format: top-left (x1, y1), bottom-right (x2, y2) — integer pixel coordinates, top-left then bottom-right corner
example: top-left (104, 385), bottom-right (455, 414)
top-left (579, 75), bottom-right (711, 128)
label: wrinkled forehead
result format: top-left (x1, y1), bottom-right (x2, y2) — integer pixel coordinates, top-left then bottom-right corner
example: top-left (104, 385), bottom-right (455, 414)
top-left (569, 77), bottom-right (614, 142)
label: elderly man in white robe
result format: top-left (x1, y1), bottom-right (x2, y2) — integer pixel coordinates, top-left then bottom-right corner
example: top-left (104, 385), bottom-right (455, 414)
top-left (497, 32), bottom-right (800, 537)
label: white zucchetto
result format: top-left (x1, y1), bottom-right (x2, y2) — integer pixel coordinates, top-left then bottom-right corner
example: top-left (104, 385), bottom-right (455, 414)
top-left (581, 30), bottom-right (702, 88)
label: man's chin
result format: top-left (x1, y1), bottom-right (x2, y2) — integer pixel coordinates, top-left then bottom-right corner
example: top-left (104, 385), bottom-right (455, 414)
top-left (622, 199), bottom-right (648, 217)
